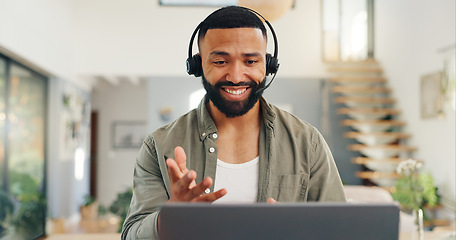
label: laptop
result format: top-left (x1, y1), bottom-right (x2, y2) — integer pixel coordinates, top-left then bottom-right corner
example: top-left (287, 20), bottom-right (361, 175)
top-left (158, 203), bottom-right (400, 240)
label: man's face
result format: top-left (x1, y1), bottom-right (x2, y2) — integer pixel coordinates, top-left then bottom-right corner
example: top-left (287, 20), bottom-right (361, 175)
top-left (199, 28), bottom-right (267, 118)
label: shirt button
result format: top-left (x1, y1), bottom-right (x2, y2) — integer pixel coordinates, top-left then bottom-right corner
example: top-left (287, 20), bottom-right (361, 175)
top-left (201, 133), bottom-right (206, 137)
top-left (209, 147), bottom-right (215, 153)
top-left (205, 188), bottom-right (211, 194)
top-left (212, 133), bottom-right (218, 139)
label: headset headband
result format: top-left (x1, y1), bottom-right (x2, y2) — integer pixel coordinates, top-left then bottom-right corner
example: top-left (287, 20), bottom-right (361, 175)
top-left (188, 6), bottom-right (279, 66)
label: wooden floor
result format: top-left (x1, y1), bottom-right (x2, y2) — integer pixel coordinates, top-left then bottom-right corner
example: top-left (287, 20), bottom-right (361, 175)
top-left (43, 216), bottom-right (454, 240)
top-left (46, 215), bottom-right (121, 234)
top-left (44, 233), bottom-right (121, 240)
top-left (42, 231), bottom-right (455, 240)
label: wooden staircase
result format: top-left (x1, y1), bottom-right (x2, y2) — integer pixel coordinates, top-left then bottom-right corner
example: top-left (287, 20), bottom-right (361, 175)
top-left (327, 60), bottom-right (417, 190)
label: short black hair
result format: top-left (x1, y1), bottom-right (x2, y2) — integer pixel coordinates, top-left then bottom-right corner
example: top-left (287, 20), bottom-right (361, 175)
top-left (197, 6), bottom-right (267, 44)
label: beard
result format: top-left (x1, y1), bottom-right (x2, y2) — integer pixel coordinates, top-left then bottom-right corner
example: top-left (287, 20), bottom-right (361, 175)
top-left (202, 75), bottom-right (266, 118)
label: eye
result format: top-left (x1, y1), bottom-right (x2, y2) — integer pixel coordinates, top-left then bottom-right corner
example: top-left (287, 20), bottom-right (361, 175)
top-left (246, 60), bottom-right (258, 65)
top-left (213, 61), bottom-right (227, 65)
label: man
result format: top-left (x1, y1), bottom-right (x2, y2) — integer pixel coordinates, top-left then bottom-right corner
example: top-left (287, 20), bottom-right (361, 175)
top-left (121, 6), bottom-right (346, 240)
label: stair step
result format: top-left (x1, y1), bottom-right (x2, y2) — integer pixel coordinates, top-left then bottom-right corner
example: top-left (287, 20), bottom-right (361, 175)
top-left (349, 144), bottom-right (417, 159)
top-left (344, 132), bottom-right (411, 146)
top-left (344, 132), bottom-right (410, 138)
top-left (341, 119), bottom-right (406, 133)
top-left (335, 97), bottom-right (396, 103)
top-left (332, 86), bottom-right (391, 93)
top-left (330, 76), bottom-right (387, 85)
top-left (348, 144), bottom-right (417, 151)
top-left (355, 171), bottom-right (401, 187)
top-left (334, 97), bottom-right (396, 108)
top-left (341, 119), bottom-right (406, 126)
top-left (338, 108), bottom-right (401, 114)
top-left (332, 86), bottom-right (391, 97)
top-left (355, 171), bottom-right (401, 179)
top-left (326, 59), bottom-right (379, 65)
top-left (351, 157), bottom-right (413, 164)
top-left (328, 67), bottom-right (383, 74)
top-left (351, 157), bottom-right (407, 173)
top-left (338, 108), bottom-right (401, 120)
top-left (335, 96), bottom-right (396, 108)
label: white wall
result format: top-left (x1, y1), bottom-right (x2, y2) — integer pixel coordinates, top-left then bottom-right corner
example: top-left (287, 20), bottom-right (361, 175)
top-left (91, 80), bottom-right (148, 206)
top-left (47, 78), bottom-right (92, 219)
top-left (72, 0), bottom-right (325, 78)
top-left (0, 0), bottom-right (91, 89)
top-left (376, 0), bottom-right (456, 208)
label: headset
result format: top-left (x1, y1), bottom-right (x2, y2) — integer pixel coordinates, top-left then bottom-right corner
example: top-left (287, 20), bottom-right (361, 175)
top-left (186, 6), bottom-right (280, 93)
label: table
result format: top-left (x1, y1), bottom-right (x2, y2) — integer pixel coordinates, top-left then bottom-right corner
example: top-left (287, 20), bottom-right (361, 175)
top-left (399, 231), bottom-right (455, 240)
top-left (44, 233), bottom-right (121, 240)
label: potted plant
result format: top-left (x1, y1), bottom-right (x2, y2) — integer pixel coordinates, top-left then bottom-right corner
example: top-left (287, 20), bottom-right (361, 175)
top-left (0, 189), bottom-right (14, 237)
top-left (392, 159), bottom-right (440, 239)
top-left (80, 195), bottom-right (99, 220)
top-left (109, 188), bottom-right (132, 232)
top-left (12, 193), bottom-right (46, 238)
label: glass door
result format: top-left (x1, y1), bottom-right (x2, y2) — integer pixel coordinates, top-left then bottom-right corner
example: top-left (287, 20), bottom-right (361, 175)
top-left (0, 56), bottom-right (47, 240)
top-left (0, 56), bottom-right (8, 238)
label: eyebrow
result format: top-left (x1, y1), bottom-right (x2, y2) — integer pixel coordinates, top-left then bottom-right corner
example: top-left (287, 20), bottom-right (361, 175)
top-left (243, 52), bottom-right (261, 57)
top-left (209, 51), bottom-right (262, 57)
top-left (210, 51), bottom-right (229, 56)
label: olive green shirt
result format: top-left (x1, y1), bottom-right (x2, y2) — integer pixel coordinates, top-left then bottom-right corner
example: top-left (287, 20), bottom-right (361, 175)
top-left (121, 97), bottom-right (346, 240)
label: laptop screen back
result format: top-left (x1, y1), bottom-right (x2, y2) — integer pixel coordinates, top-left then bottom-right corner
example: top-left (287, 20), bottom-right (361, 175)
top-left (159, 203), bottom-right (400, 240)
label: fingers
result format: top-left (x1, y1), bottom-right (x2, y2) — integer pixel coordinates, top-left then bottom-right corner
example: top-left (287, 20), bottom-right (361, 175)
top-left (166, 158), bottom-right (183, 183)
top-left (168, 174), bottom-right (227, 202)
top-left (174, 146), bottom-right (188, 173)
top-left (166, 146), bottom-right (227, 203)
top-left (166, 146), bottom-right (188, 183)
top-left (195, 188), bottom-right (227, 202)
top-left (177, 171), bottom-right (197, 192)
top-left (175, 176), bottom-right (213, 201)
top-left (186, 177), bottom-right (213, 200)
top-left (267, 198), bottom-right (278, 204)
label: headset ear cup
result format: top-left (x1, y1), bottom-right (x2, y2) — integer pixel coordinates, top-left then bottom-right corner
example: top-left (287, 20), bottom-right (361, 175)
top-left (186, 54), bottom-right (202, 77)
top-left (265, 53), bottom-right (279, 76)
top-left (265, 53), bottom-right (271, 75)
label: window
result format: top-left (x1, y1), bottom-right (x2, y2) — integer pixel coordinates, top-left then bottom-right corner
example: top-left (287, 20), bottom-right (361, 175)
top-left (0, 54), bottom-right (47, 240)
top-left (322, 0), bottom-right (374, 61)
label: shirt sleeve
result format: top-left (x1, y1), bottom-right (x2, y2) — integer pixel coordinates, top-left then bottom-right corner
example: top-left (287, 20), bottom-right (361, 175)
top-left (307, 128), bottom-right (347, 202)
top-left (121, 136), bottom-right (169, 240)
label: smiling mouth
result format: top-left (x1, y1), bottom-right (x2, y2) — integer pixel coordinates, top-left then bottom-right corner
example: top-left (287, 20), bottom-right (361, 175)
top-left (223, 87), bottom-right (248, 95)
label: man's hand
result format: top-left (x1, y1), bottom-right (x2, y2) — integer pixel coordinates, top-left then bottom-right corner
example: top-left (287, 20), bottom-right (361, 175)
top-left (166, 146), bottom-right (227, 202)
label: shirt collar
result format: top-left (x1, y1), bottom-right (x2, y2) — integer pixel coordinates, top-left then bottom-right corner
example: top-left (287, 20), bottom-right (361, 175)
top-left (197, 95), bottom-right (218, 141)
top-left (196, 95), bottom-right (277, 141)
top-left (260, 97), bottom-right (276, 130)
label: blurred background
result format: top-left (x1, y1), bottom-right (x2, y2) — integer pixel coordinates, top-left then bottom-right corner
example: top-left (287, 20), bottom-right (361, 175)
top-left (0, 0), bottom-right (454, 238)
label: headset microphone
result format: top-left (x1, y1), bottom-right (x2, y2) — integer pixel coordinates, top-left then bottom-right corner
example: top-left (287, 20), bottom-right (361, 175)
top-left (186, 6), bottom-right (280, 91)
top-left (255, 71), bottom-right (278, 94)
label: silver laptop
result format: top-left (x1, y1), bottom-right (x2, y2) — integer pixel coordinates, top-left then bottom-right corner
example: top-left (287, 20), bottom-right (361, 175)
top-left (158, 203), bottom-right (400, 240)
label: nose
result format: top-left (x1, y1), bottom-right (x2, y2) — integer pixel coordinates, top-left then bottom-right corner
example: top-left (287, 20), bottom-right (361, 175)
top-left (226, 61), bottom-right (246, 83)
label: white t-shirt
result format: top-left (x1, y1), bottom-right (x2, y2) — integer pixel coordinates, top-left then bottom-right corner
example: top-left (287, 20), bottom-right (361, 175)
top-left (213, 157), bottom-right (259, 204)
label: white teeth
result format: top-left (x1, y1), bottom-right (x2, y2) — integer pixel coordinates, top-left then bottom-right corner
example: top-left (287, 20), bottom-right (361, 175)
top-left (224, 88), bottom-right (246, 95)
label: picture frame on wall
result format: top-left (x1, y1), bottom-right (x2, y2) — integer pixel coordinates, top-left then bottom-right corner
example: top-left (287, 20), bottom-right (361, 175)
top-left (420, 71), bottom-right (443, 119)
top-left (112, 121), bottom-right (147, 149)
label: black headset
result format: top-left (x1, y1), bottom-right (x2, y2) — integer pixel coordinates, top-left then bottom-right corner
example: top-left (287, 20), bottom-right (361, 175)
top-left (186, 6), bottom-right (280, 84)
